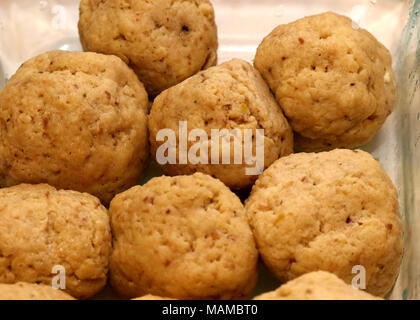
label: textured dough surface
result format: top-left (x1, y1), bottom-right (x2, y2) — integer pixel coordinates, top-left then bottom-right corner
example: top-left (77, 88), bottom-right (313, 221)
top-left (0, 50), bottom-right (149, 204)
top-left (254, 271), bottom-right (381, 300)
top-left (254, 12), bottom-right (396, 151)
top-left (246, 149), bottom-right (403, 297)
top-left (79, 0), bottom-right (218, 96)
top-left (110, 173), bottom-right (258, 299)
top-left (149, 59), bottom-right (293, 189)
top-left (0, 282), bottom-right (75, 300)
top-left (0, 184), bottom-right (111, 299)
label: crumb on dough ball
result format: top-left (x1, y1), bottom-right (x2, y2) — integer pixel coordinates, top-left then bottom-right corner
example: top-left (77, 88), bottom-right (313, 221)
top-left (0, 184), bottom-right (111, 299)
top-left (254, 12), bottom-right (397, 151)
top-left (0, 50), bottom-right (149, 204)
top-left (245, 149), bottom-right (403, 297)
top-left (254, 271), bottom-right (382, 300)
top-left (0, 282), bottom-right (76, 300)
top-left (109, 173), bottom-right (258, 299)
top-left (79, 0), bottom-right (218, 96)
top-left (149, 59), bottom-right (293, 189)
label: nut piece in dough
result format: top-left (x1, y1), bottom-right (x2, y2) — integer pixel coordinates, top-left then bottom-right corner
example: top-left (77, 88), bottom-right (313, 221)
top-left (0, 184), bottom-right (111, 299)
top-left (149, 59), bottom-right (293, 189)
top-left (254, 271), bottom-right (382, 300)
top-left (0, 51), bottom-right (149, 204)
top-left (110, 173), bottom-right (258, 299)
top-left (246, 149), bottom-right (403, 297)
top-left (0, 282), bottom-right (75, 300)
top-left (79, 0), bottom-right (218, 96)
top-left (254, 12), bottom-right (397, 151)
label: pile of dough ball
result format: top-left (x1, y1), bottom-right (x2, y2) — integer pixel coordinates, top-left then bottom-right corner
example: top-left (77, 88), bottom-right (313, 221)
top-left (0, 0), bottom-right (402, 301)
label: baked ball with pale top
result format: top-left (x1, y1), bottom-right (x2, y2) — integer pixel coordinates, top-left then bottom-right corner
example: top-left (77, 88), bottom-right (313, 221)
top-left (0, 184), bottom-right (111, 299)
top-left (254, 12), bottom-right (397, 151)
top-left (246, 149), bottom-right (403, 297)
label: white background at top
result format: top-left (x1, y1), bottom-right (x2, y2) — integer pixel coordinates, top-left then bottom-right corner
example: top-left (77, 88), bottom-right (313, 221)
top-left (0, 0), bottom-right (409, 84)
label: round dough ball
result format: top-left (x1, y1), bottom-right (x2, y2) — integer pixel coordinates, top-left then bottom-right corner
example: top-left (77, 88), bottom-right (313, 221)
top-left (254, 271), bottom-right (381, 300)
top-left (0, 51), bottom-right (149, 204)
top-left (245, 149), bottom-right (403, 297)
top-left (0, 282), bottom-right (75, 300)
top-left (0, 184), bottom-right (111, 299)
top-left (79, 0), bottom-right (218, 96)
top-left (254, 12), bottom-right (397, 151)
top-left (109, 173), bottom-right (258, 299)
top-left (149, 59), bottom-right (293, 189)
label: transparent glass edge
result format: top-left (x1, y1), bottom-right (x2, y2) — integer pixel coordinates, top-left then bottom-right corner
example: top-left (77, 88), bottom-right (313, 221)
top-left (388, 0), bottom-right (420, 300)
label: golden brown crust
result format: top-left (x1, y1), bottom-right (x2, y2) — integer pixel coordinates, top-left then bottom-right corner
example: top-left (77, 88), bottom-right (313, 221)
top-left (0, 51), bottom-right (149, 204)
top-left (149, 59), bottom-right (293, 189)
top-left (79, 0), bottom-right (218, 96)
top-left (246, 149), bottom-right (403, 297)
top-left (254, 12), bottom-right (396, 151)
top-left (0, 184), bottom-right (111, 299)
top-left (110, 173), bottom-right (258, 299)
